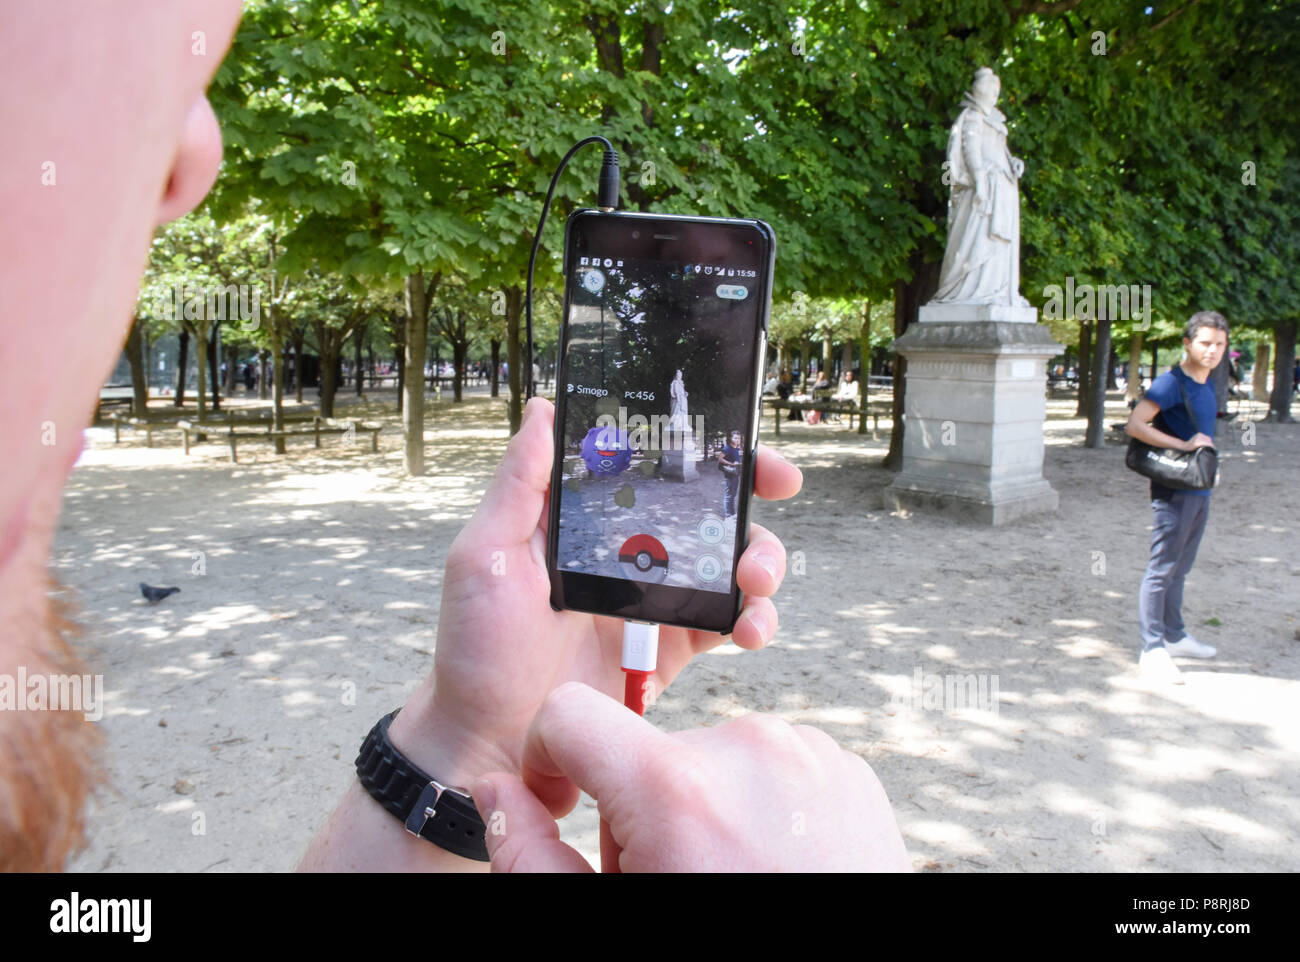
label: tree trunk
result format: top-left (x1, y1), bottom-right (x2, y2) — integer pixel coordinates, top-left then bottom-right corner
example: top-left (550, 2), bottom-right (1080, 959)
top-left (1125, 332), bottom-right (1144, 401)
top-left (259, 349), bottom-right (269, 400)
top-left (821, 332), bottom-right (833, 381)
top-left (224, 343), bottom-right (238, 395)
top-left (1252, 341), bottom-right (1271, 401)
top-left (490, 339), bottom-right (501, 398)
top-left (857, 300), bottom-right (871, 435)
top-left (292, 329), bottom-right (305, 404)
top-left (841, 341), bottom-right (853, 377)
top-left (1267, 319), bottom-right (1296, 423)
top-left (193, 324), bottom-right (209, 422)
top-left (1084, 312), bottom-right (1111, 448)
top-left (174, 328), bottom-right (189, 406)
top-left (315, 320), bottom-right (342, 420)
top-left (883, 253), bottom-right (942, 469)
top-left (453, 338), bottom-right (466, 402)
top-left (124, 316), bottom-right (150, 416)
top-left (1106, 342), bottom-right (1118, 390)
top-left (271, 335), bottom-right (286, 453)
top-left (403, 271), bottom-right (432, 474)
top-left (207, 324), bottom-right (221, 412)
top-left (798, 340), bottom-right (810, 391)
top-left (319, 344), bottom-right (339, 418)
top-left (354, 325), bottom-right (365, 397)
top-left (1075, 321), bottom-right (1092, 417)
top-left (395, 346), bottom-right (404, 414)
top-left (1150, 342), bottom-right (1158, 380)
top-left (506, 285), bottom-right (524, 433)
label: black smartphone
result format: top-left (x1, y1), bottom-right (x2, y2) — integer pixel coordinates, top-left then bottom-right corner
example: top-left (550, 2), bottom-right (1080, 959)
top-left (545, 209), bottom-right (775, 634)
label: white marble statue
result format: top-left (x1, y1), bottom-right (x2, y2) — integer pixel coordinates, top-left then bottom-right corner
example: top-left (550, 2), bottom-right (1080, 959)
top-left (933, 67), bottom-right (1031, 307)
top-left (668, 369), bottom-right (689, 432)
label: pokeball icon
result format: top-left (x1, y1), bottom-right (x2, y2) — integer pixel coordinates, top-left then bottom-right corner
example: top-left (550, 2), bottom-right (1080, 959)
top-left (619, 534), bottom-right (669, 584)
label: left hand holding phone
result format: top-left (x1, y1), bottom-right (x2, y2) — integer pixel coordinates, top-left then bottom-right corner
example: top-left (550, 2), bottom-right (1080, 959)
top-left (387, 395), bottom-right (804, 793)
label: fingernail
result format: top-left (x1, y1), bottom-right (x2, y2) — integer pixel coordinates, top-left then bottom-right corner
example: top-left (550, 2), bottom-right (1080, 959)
top-left (745, 607), bottom-right (768, 643)
top-left (754, 554), bottom-right (778, 583)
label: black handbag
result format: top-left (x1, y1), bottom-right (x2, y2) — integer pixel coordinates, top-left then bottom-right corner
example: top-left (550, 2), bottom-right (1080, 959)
top-left (1125, 373), bottom-right (1218, 491)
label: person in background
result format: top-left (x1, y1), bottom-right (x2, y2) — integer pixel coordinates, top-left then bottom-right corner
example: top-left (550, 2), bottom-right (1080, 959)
top-left (1124, 311), bottom-right (1228, 685)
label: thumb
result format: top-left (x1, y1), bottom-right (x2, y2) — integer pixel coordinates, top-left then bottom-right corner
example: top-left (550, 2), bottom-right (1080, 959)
top-left (461, 396), bottom-right (555, 548)
top-left (473, 772), bottom-right (594, 873)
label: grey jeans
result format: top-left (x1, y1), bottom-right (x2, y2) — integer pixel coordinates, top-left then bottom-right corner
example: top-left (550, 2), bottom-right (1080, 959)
top-left (1139, 493), bottom-right (1210, 653)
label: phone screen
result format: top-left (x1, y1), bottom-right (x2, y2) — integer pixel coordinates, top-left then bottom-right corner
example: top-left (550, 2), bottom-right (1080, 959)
top-left (548, 211), bottom-right (773, 632)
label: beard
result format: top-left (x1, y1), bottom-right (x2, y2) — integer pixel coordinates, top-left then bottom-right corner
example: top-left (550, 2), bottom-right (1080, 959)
top-left (0, 576), bottom-right (102, 871)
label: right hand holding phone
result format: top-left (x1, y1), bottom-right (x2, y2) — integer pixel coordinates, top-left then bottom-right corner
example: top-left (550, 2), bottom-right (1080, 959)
top-left (387, 397), bottom-right (805, 800)
top-left (472, 682), bottom-right (911, 873)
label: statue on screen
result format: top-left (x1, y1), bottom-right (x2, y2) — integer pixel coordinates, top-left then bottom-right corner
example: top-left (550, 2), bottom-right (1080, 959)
top-left (668, 369), bottom-right (690, 432)
top-left (933, 67), bottom-right (1032, 307)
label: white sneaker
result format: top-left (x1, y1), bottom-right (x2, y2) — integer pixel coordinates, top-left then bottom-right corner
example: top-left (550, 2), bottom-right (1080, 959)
top-left (1139, 646), bottom-right (1185, 685)
top-left (1166, 635), bottom-right (1217, 659)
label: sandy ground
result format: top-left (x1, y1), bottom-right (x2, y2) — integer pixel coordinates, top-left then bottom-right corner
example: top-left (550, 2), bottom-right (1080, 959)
top-left (54, 387), bottom-right (1299, 872)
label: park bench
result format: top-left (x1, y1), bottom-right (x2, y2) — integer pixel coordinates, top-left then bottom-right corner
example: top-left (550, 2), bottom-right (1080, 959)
top-left (108, 408), bottom-right (319, 447)
top-left (107, 411), bottom-right (191, 447)
top-left (764, 397), bottom-right (892, 437)
top-left (95, 396), bottom-right (133, 421)
top-left (177, 416), bottom-right (381, 463)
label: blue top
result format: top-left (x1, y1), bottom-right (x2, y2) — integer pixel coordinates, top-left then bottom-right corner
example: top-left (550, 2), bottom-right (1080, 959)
top-left (722, 443), bottom-right (742, 467)
top-left (1145, 365), bottom-right (1216, 499)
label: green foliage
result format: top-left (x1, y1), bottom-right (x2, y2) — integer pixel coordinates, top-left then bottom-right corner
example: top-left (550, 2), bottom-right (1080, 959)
top-left (199, 0), bottom-right (1298, 404)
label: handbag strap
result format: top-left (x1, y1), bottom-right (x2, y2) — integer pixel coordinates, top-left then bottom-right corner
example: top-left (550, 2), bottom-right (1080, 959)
top-left (1174, 366), bottom-right (1205, 437)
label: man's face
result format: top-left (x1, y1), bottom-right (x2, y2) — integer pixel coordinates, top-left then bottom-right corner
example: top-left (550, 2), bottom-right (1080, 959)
top-left (0, 0), bottom-right (243, 870)
top-left (1185, 327), bottom-right (1228, 371)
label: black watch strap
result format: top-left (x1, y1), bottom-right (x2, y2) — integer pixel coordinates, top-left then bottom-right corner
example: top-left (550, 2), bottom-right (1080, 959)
top-left (355, 710), bottom-right (490, 862)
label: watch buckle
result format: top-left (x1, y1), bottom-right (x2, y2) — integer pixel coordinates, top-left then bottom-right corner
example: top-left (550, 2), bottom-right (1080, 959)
top-left (404, 780), bottom-right (472, 838)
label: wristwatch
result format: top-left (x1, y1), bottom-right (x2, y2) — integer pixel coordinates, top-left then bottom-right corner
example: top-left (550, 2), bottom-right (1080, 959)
top-left (354, 709), bottom-right (490, 862)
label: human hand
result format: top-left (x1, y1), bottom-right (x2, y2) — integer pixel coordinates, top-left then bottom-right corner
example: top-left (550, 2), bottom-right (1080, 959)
top-left (1184, 432), bottom-right (1215, 451)
top-left (389, 397), bottom-right (804, 789)
top-left (472, 682), bottom-right (912, 872)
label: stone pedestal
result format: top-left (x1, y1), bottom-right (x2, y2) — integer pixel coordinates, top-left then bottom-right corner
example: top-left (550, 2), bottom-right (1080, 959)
top-left (886, 304), bottom-right (1063, 524)
top-left (659, 431), bottom-right (699, 481)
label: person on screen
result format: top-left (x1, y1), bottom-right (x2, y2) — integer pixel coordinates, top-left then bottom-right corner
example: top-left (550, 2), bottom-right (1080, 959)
top-left (718, 429), bottom-right (744, 519)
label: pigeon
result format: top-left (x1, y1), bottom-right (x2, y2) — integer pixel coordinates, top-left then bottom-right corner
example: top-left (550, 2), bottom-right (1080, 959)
top-left (140, 582), bottom-right (181, 605)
